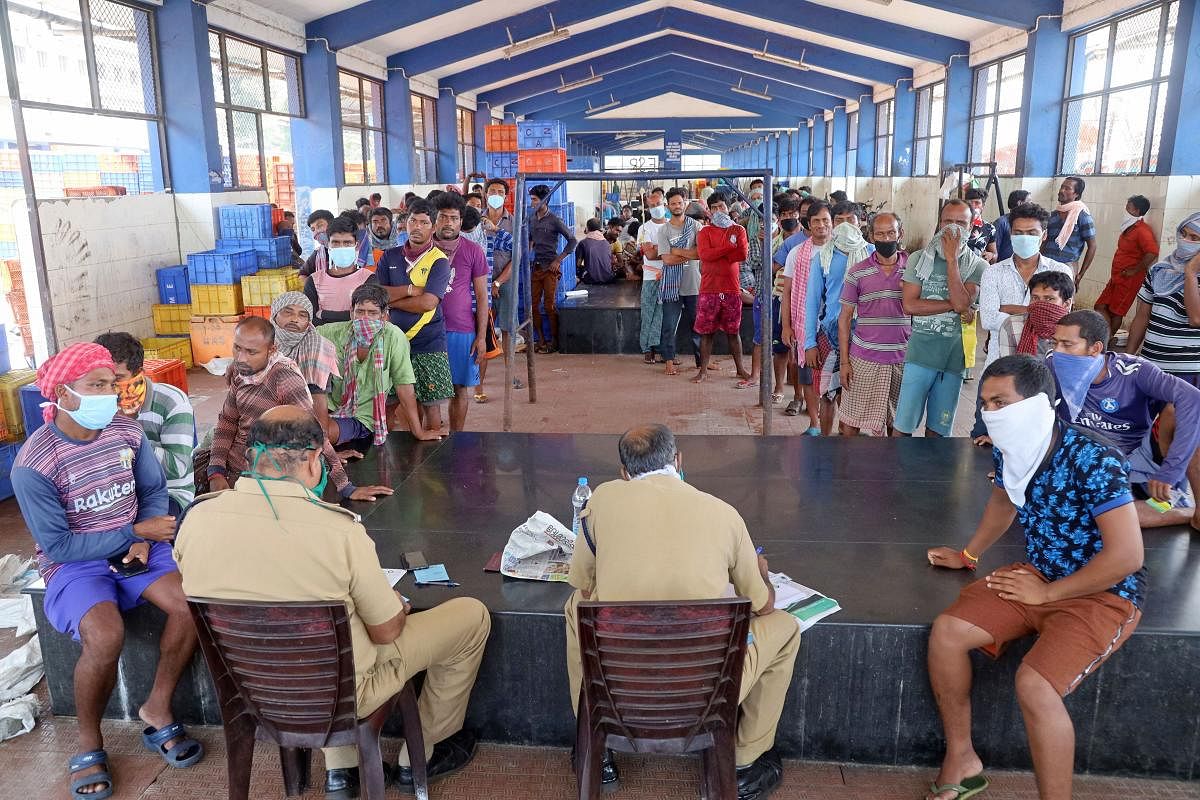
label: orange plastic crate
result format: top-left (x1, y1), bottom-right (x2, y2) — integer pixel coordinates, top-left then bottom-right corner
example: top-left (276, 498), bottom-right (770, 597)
top-left (144, 358), bottom-right (188, 394)
top-left (244, 305), bottom-right (271, 319)
top-left (485, 124), bottom-right (518, 152)
top-left (517, 149), bottom-right (567, 174)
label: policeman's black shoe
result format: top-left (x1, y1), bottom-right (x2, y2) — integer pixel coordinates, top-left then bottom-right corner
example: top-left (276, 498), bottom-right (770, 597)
top-left (736, 748), bottom-right (783, 800)
top-left (394, 729), bottom-right (477, 794)
top-left (323, 766), bottom-right (359, 800)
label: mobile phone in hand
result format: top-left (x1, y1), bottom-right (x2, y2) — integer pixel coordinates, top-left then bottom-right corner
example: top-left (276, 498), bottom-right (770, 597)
top-left (107, 554), bottom-right (150, 579)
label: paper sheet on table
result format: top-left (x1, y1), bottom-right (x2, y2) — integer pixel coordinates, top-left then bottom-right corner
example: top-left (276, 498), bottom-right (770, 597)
top-left (769, 572), bottom-right (841, 631)
top-left (382, 569), bottom-right (407, 588)
top-left (413, 564), bottom-right (450, 583)
top-left (501, 511), bottom-right (575, 582)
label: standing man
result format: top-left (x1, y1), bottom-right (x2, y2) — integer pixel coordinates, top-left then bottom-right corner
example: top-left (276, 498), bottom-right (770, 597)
top-left (176, 407), bottom-right (490, 799)
top-left (1094, 195), bottom-right (1158, 339)
top-left (894, 200), bottom-right (986, 438)
top-left (94, 332), bottom-right (196, 515)
top-left (925, 355), bottom-right (1145, 800)
top-left (205, 317), bottom-right (391, 502)
top-left (12, 343), bottom-right (204, 799)
top-left (563, 424), bottom-right (799, 799)
top-left (837, 212), bottom-right (910, 436)
top-left (804, 202), bottom-right (873, 435)
top-left (527, 184), bottom-right (577, 354)
top-left (301, 209), bottom-right (335, 277)
top-left (303, 217), bottom-right (377, 325)
top-left (1042, 176), bottom-right (1096, 281)
top-left (1126, 212), bottom-right (1200, 387)
top-left (637, 187), bottom-right (667, 364)
top-left (433, 192), bottom-right (491, 432)
top-left (964, 188), bottom-right (996, 262)
top-left (987, 190), bottom-right (1030, 263)
top-left (375, 198), bottom-right (455, 433)
top-left (482, 179), bottom-right (517, 391)
top-left (694, 192), bottom-right (750, 383)
top-left (747, 197), bottom-right (804, 403)
top-left (656, 188), bottom-right (702, 376)
top-left (268, 292), bottom-right (341, 451)
top-left (360, 206), bottom-right (405, 269)
top-left (739, 179), bottom-right (767, 296)
top-left (780, 201), bottom-right (832, 433)
top-left (1049, 309), bottom-right (1200, 531)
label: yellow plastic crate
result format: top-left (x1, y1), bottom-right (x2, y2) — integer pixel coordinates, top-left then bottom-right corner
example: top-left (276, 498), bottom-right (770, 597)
top-left (191, 283), bottom-right (244, 316)
top-left (152, 303), bottom-right (192, 336)
top-left (0, 368), bottom-right (37, 441)
top-left (284, 269), bottom-right (303, 293)
top-left (142, 336), bottom-right (194, 369)
top-left (240, 272), bottom-right (288, 306)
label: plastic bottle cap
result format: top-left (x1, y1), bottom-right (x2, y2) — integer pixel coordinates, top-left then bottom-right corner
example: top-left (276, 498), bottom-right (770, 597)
top-left (578, 477), bottom-right (588, 485)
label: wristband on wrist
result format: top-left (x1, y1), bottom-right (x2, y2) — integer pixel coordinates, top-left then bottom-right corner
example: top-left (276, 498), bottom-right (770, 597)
top-left (960, 548), bottom-right (980, 570)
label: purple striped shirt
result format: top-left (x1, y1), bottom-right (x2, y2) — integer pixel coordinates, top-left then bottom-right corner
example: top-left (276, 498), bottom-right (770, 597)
top-left (840, 253), bottom-right (911, 365)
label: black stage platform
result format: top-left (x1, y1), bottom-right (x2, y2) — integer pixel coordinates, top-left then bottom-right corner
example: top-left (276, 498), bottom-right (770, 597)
top-left (558, 281), bottom-right (755, 355)
top-left (27, 435), bottom-right (1200, 779)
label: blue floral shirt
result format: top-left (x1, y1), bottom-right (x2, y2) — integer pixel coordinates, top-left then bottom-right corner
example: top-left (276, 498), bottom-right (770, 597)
top-left (993, 422), bottom-right (1145, 608)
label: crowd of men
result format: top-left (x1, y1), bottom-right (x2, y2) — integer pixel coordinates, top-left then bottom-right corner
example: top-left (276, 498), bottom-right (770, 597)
top-left (7, 172), bottom-right (1200, 800)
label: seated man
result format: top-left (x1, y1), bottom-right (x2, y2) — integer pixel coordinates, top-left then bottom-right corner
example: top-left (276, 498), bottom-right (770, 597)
top-left (1049, 309), bottom-right (1200, 531)
top-left (205, 316), bottom-right (391, 502)
top-left (94, 332), bottom-right (196, 516)
top-left (176, 406), bottom-right (490, 799)
top-left (563, 424), bottom-right (800, 800)
top-left (269, 292), bottom-right (340, 450)
top-left (317, 284), bottom-right (441, 450)
top-left (926, 355), bottom-right (1145, 800)
top-left (1014, 271), bottom-right (1074, 358)
top-left (12, 343), bottom-right (203, 798)
top-left (575, 218), bottom-right (618, 285)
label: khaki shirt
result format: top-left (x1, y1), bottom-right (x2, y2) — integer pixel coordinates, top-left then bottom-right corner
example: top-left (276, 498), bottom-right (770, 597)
top-left (568, 475), bottom-right (768, 609)
top-left (174, 480), bottom-right (402, 681)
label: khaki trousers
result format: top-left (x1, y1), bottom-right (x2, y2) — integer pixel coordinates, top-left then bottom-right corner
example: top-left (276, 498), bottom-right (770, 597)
top-left (325, 597), bottom-right (492, 769)
top-left (563, 590), bottom-right (800, 766)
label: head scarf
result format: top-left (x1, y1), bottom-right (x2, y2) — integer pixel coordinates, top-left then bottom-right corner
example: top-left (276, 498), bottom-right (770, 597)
top-left (710, 211), bottom-right (735, 229)
top-left (1146, 212), bottom-right (1200, 296)
top-left (270, 292), bottom-right (341, 391)
top-left (36, 342), bottom-right (116, 423)
top-left (818, 222), bottom-right (872, 273)
top-left (333, 319), bottom-right (389, 446)
top-left (1017, 300), bottom-right (1070, 355)
top-left (116, 373), bottom-right (147, 416)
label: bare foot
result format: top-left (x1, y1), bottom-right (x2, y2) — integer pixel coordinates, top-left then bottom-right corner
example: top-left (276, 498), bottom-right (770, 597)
top-left (735, 371), bottom-right (752, 381)
top-left (926, 751), bottom-right (985, 800)
top-left (972, 435), bottom-right (992, 447)
top-left (665, 363), bottom-right (679, 376)
top-left (691, 370), bottom-right (707, 384)
top-left (707, 362), bottom-right (721, 371)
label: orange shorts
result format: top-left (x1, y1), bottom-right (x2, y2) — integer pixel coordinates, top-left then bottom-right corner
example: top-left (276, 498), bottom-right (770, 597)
top-left (943, 563), bottom-right (1141, 696)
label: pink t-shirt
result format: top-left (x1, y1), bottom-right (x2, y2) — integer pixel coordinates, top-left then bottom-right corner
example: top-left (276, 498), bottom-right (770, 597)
top-left (441, 237), bottom-right (491, 333)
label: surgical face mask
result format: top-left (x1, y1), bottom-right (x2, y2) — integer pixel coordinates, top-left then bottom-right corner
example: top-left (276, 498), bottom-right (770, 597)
top-left (780, 218), bottom-right (800, 233)
top-left (487, 194), bottom-right (505, 210)
top-left (649, 205), bottom-right (667, 220)
top-left (63, 386), bottom-right (118, 430)
top-left (328, 246), bottom-right (357, 269)
top-left (1011, 234), bottom-right (1042, 260)
top-left (874, 240), bottom-right (899, 258)
top-left (1176, 240), bottom-right (1200, 260)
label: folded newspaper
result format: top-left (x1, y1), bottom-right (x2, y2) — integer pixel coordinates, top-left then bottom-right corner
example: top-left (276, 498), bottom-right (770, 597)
top-left (501, 511), bottom-right (576, 582)
top-left (769, 572), bottom-right (841, 631)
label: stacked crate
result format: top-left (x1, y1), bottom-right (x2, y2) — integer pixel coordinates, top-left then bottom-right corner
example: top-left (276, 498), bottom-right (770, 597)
top-left (3, 260), bottom-right (34, 358)
top-left (0, 368), bottom-right (37, 444)
top-left (151, 265), bottom-right (193, 361)
top-left (484, 124), bottom-right (518, 213)
top-left (517, 120), bottom-right (569, 203)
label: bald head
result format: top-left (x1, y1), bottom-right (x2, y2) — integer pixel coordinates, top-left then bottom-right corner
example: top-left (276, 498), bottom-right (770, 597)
top-left (236, 315), bottom-right (275, 344)
top-left (618, 424), bottom-right (678, 477)
top-left (246, 405), bottom-right (324, 479)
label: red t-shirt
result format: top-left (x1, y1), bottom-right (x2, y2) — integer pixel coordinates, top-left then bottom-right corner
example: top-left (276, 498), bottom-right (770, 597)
top-left (1111, 220), bottom-right (1158, 273)
top-left (696, 224), bottom-right (748, 294)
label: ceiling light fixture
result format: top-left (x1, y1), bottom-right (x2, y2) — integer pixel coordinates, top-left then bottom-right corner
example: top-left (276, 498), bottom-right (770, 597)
top-left (730, 78), bottom-right (772, 102)
top-left (585, 95), bottom-right (621, 115)
top-left (754, 40), bottom-right (812, 71)
top-left (503, 13), bottom-right (569, 59)
top-left (724, 126), bottom-right (759, 134)
top-left (557, 66), bottom-right (602, 94)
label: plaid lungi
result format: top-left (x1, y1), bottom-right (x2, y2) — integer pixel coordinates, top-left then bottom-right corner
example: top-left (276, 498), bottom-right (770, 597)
top-left (838, 356), bottom-right (904, 434)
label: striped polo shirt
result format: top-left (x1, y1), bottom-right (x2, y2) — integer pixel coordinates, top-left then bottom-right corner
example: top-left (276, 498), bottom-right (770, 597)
top-left (14, 415), bottom-right (146, 581)
top-left (138, 378), bottom-right (196, 511)
top-left (840, 253), bottom-right (911, 365)
top-left (1136, 264), bottom-right (1200, 374)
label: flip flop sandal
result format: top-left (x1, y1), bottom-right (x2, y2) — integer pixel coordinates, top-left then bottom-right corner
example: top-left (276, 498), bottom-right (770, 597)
top-left (643, 353), bottom-right (655, 364)
top-left (142, 722), bottom-right (205, 768)
top-left (928, 773), bottom-right (989, 799)
top-left (474, 393), bottom-right (488, 403)
top-left (735, 379), bottom-right (757, 389)
top-left (69, 749), bottom-right (114, 800)
top-left (771, 393), bottom-right (785, 404)
top-left (805, 427), bottom-right (822, 436)
top-left (784, 400), bottom-right (802, 416)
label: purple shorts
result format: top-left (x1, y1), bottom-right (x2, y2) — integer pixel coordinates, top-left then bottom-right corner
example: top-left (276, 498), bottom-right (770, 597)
top-left (334, 416), bottom-right (372, 445)
top-left (44, 541), bottom-right (178, 641)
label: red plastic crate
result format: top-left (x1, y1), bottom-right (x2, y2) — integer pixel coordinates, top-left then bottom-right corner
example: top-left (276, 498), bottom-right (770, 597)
top-left (517, 149), bottom-right (567, 174)
top-left (144, 358), bottom-right (188, 395)
top-left (244, 305), bottom-right (271, 319)
top-left (484, 124), bottom-right (518, 152)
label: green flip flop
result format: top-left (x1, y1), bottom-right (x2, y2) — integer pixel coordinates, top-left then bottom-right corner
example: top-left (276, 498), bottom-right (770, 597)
top-left (928, 773), bottom-right (988, 800)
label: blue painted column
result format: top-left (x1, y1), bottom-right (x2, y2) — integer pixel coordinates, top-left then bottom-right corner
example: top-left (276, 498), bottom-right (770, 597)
top-left (811, 117), bottom-right (826, 177)
top-left (436, 89), bottom-right (459, 183)
top-left (891, 80), bottom-right (916, 178)
top-left (1159, 0), bottom-right (1200, 173)
top-left (292, 43), bottom-right (343, 190)
top-left (831, 108), bottom-right (848, 177)
top-left (942, 59), bottom-right (971, 171)
top-left (794, 123), bottom-right (810, 177)
top-left (474, 101), bottom-right (490, 179)
top-left (1016, 19), bottom-right (1069, 176)
top-left (156, 0), bottom-right (224, 193)
top-left (856, 98), bottom-right (877, 177)
top-left (384, 73), bottom-right (414, 184)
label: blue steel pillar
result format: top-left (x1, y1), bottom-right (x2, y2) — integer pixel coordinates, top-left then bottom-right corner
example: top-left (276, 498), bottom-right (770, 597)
top-left (811, 117), bottom-right (826, 177)
top-left (1159, 0), bottom-right (1200, 173)
top-left (1016, 19), bottom-right (1069, 176)
top-left (942, 59), bottom-right (971, 171)
top-left (384, 72), bottom-right (414, 184)
top-left (891, 80), bottom-right (916, 178)
top-left (856, 98), bottom-right (877, 177)
top-left (831, 108), bottom-right (848, 177)
top-left (436, 89), bottom-right (459, 182)
top-left (795, 123), bottom-right (810, 177)
top-left (292, 42), bottom-right (343, 190)
top-left (157, 0), bottom-right (224, 193)
top-left (474, 101), bottom-right (490, 178)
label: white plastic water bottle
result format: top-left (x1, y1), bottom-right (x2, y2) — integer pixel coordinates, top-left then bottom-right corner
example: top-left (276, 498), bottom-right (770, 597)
top-left (571, 477), bottom-right (592, 537)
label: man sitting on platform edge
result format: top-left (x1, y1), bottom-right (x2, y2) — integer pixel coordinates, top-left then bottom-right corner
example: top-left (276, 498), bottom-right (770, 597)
top-left (176, 406), bottom-right (491, 800)
top-left (563, 423), bottom-right (800, 800)
top-left (925, 354), bottom-right (1145, 800)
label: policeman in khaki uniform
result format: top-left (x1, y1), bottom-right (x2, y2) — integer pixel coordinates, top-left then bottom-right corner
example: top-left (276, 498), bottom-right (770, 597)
top-left (563, 424), bottom-right (801, 800)
top-left (175, 406), bottom-right (490, 799)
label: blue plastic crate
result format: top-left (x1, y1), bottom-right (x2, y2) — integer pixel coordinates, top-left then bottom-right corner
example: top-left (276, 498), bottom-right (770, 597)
top-left (517, 120), bottom-right (566, 150)
top-left (216, 236), bottom-right (292, 269)
top-left (156, 265), bottom-right (190, 304)
top-left (0, 441), bottom-right (18, 502)
top-left (218, 204), bottom-right (274, 239)
top-left (486, 151), bottom-right (517, 178)
top-left (19, 383), bottom-right (42, 441)
top-left (187, 248), bottom-right (257, 284)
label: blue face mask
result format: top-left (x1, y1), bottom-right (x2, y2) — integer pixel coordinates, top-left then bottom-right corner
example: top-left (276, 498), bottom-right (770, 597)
top-left (329, 246), bottom-right (357, 269)
top-left (1049, 352), bottom-right (1105, 421)
top-left (63, 386), bottom-right (117, 430)
top-left (1011, 234), bottom-right (1041, 260)
top-left (1175, 240), bottom-right (1200, 260)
